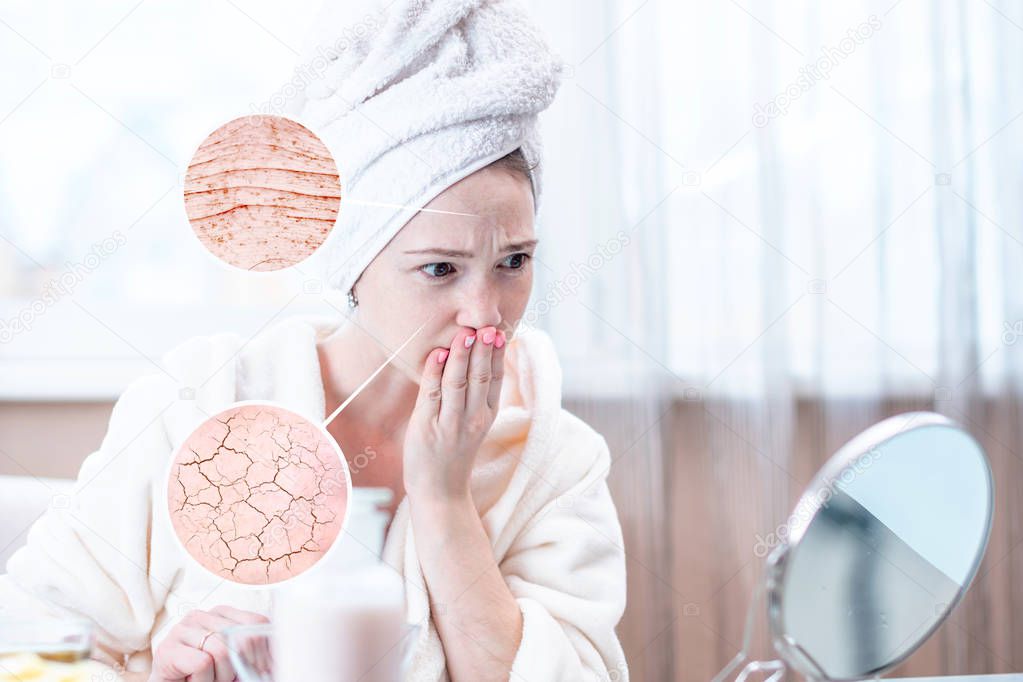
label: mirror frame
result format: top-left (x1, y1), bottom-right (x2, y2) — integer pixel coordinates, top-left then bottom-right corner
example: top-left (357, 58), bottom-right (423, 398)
top-left (763, 411), bottom-right (994, 681)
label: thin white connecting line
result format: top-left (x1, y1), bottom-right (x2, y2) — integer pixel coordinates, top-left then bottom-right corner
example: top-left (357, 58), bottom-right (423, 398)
top-left (346, 198), bottom-right (479, 218)
top-left (322, 315), bottom-right (435, 428)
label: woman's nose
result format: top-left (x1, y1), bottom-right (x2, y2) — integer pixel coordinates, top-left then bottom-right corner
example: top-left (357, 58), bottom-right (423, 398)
top-left (455, 280), bottom-right (501, 331)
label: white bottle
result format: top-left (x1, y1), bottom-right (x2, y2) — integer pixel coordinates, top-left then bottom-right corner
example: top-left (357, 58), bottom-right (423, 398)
top-left (271, 488), bottom-right (415, 682)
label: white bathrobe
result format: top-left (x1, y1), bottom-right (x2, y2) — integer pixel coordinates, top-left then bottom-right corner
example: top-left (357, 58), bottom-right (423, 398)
top-left (1, 315), bottom-right (629, 681)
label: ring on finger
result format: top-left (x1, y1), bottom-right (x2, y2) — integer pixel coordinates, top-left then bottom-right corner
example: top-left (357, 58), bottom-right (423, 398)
top-left (198, 629), bottom-right (216, 651)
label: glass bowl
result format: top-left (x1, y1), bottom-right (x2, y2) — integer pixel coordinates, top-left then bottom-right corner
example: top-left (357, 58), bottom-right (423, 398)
top-left (0, 617), bottom-right (116, 681)
top-left (0, 617), bottom-right (94, 662)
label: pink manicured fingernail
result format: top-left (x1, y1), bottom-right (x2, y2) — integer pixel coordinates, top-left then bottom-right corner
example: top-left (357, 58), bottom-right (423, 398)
top-left (464, 335), bottom-right (476, 348)
top-left (495, 332), bottom-right (506, 349)
top-left (437, 349), bottom-right (449, 364)
top-left (482, 330), bottom-right (495, 344)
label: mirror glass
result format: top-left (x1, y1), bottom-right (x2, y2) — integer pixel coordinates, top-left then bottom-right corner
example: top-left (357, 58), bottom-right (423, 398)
top-left (769, 413), bottom-right (993, 680)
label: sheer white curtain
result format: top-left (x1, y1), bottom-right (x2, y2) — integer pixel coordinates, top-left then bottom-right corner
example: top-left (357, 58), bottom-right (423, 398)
top-left (525, 0), bottom-right (1019, 397)
top-left (521, 0), bottom-right (1023, 678)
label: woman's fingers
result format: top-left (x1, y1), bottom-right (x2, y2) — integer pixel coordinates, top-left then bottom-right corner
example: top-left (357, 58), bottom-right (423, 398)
top-left (165, 644), bottom-right (214, 682)
top-left (231, 626), bottom-right (270, 676)
top-left (173, 633), bottom-right (215, 682)
top-left (151, 607), bottom-right (270, 682)
top-left (205, 606), bottom-right (267, 679)
top-left (151, 639), bottom-right (207, 681)
top-left (182, 612), bottom-right (239, 681)
top-left (177, 625), bottom-right (230, 682)
top-left (487, 329), bottom-right (507, 410)
top-left (415, 346), bottom-right (449, 420)
top-left (466, 326), bottom-right (496, 420)
top-left (255, 633), bottom-right (274, 674)
top-left (439, 329), bottom-right (475, 425)
top-left (209, 605), bottom-right (268, 625)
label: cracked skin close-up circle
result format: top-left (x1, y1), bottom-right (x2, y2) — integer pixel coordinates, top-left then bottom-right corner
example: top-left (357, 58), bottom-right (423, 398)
top-left (167, 403), bottom-right (350, 585)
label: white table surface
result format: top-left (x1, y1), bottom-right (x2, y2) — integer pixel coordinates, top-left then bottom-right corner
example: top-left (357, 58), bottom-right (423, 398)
top-left (891, 676), bottom-right (1023, 681)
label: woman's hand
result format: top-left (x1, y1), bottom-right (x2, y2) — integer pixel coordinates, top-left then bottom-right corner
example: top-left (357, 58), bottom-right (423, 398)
top-left (147, 605), bottom-right (269, 682)
top-left (401, 325), bottom-right (523, 680)
top-left (403, 325), bottom-right (507, 502)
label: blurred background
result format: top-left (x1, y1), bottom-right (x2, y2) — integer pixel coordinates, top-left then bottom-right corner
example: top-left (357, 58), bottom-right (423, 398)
top-left (2, 0), bottom-right (1022, 679)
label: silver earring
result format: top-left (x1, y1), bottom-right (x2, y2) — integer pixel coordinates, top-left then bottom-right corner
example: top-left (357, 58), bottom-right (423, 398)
top-left (347, 288), bottom-right (359, 308)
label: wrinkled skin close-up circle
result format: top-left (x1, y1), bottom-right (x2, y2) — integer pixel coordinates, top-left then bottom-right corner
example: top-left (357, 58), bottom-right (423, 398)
top-left (183, 114), bottom-right (342, 271)
top-left (167, 403), bottom-right (349, 585)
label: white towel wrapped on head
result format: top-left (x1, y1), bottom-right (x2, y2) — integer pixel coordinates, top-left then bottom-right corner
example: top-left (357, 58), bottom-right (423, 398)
top-left (284, 0), bottom-right (564, 296)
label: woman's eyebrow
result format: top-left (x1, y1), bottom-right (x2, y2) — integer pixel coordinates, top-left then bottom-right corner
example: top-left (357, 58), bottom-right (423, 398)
top-left (403, 239), bottom-right (538, 257)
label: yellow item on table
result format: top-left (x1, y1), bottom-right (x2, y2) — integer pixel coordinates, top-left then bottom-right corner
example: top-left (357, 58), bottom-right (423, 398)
top-left (0, 652), bottom-right (120, 682)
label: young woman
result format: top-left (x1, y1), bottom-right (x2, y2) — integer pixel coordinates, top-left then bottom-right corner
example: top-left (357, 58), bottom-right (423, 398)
top-left (1, 0), bottom-right (630, 679)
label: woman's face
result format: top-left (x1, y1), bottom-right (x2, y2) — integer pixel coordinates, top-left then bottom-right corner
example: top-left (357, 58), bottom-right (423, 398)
top-left (353, 164), bottom-right (537, 382)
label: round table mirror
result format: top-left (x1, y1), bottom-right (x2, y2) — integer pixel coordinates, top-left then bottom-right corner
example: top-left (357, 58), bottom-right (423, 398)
top-left (765, 411), bottom-right (994, 680)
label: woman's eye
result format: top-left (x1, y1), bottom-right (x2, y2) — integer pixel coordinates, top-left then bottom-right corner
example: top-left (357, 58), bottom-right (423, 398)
top-left (502, 253), bottom-right (531, 269)
top-left (420, 254), bottom-right (530, 278)
top-left (421, 262), bottom-right (455, 278)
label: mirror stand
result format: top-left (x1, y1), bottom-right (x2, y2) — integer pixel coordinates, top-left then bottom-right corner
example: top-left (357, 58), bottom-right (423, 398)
top-left (712, 579), bottom-right (787, 682)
